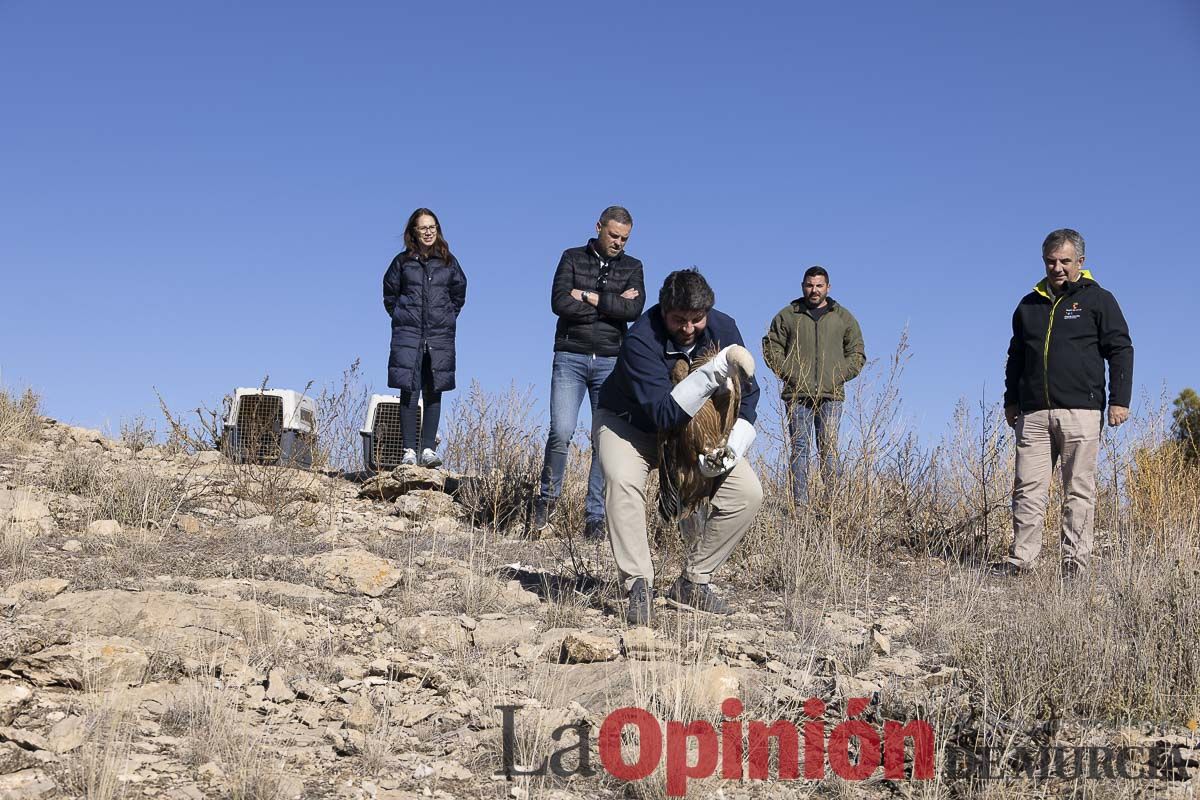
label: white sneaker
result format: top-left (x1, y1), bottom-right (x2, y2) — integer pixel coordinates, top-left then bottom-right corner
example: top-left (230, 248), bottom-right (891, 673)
top-left (419, 448), bottom-right (442, 468)
top-left (400, 448), bottom-right (417, 466)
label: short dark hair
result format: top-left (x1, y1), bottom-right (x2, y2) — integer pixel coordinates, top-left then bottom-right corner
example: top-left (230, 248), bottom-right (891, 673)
top-left (803, 265), bottom-right (829, 283)
top-left (599, 206), bottom-right (633, 227)
top-left (1042, 228), bottom-right (1085, 259)
top-left (659, 268), bottom-right (714, 313)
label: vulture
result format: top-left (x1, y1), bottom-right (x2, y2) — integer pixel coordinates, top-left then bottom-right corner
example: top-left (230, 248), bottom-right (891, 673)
top-left (657, 344), bottom-right (754, 523)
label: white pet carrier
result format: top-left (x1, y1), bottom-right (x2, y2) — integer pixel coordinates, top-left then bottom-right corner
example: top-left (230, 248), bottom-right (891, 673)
top-left (360, 394), bottom-right (423, 471)
top-left (221, 388), bottom-right (316, 468)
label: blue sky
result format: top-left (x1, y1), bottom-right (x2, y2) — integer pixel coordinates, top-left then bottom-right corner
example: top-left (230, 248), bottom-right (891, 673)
top-left (2, 0), bottom-right (1197, 444)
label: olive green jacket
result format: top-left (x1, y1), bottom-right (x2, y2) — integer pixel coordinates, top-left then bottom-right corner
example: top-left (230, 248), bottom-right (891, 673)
top-left (762, 298), bottom-right (866, 403)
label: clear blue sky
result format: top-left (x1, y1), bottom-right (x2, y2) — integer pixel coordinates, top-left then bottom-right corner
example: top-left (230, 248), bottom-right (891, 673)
top-left (2, 0), bottom-right (1197, 443)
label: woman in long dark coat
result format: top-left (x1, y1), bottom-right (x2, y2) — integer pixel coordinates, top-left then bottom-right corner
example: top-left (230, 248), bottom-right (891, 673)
top-left (383, 208), bottom-right (467, 467)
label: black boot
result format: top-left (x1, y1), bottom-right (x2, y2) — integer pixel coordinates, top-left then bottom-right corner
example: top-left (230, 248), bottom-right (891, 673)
top-left (531, 497), bottom-right (555, 532)
top-left (625, 578), bottom-right (653, 626)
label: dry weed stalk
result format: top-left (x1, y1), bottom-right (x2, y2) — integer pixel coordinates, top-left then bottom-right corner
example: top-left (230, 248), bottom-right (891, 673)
top-left (0, 385), bottom-right (43, 444)
top-left (442, 381), bottom-right (543, 533)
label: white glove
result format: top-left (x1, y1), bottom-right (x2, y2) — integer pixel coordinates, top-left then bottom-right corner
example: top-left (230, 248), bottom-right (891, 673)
top-left (698, 418), bottom-right (757, 478)
top-left (669, 345), bottom-right (755, 417)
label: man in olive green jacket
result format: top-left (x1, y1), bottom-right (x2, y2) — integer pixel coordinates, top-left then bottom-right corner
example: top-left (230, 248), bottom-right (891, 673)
top-left (762, 266), bottom-right (866, 506)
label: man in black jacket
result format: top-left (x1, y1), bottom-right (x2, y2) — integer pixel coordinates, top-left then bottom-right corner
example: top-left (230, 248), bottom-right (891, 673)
top-left (533, 206), bottom-right (646, 539)
top-left (1000, 228), bottom-right (1134, 579)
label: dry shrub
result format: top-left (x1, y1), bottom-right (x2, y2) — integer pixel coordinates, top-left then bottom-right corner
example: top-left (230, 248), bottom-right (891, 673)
top-left (52, 452), bottom-right (196, 529)
top-left (119, 414), bottom-right (155, 453)
top-left (0, 519), bottom-right (34, 579)
top-left (1125, 441), bottom-right (1200, 550)
top-left (311, 357), bottom-right (371, 474)
top-left (159, 682), bottom-right (284, 797)
top-left (443, 381), bottom-right (543, 533)
top-left (62, 694), bottom-right (136, 800)
top-left (0, 385), bottom-right (42, 443)
top-left (944, 549), bottom-right (1200, 724)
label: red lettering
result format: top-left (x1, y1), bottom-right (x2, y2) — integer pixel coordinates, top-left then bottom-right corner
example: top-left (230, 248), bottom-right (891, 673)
top-left (748, 720), bottom-right (800, 780)
top-left (828, 715), bottom-right (881, 781)
top-left (883, 719), bottom-right (935, 779)
top-left (720, 698), bottom-right (743, 779)
top-left (665, 721), bottom-right (718, 797)
top-left (803, 698), bottom-right (827, 779)
top-left (599, 707), bottom-right (662, 782)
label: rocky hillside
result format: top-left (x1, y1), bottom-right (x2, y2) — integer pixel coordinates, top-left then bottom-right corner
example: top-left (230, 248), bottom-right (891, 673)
top-left (0, 416), bottom-right (1197, 799)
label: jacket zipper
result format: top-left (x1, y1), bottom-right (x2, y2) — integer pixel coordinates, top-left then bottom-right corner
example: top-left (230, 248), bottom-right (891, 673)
top-left (1042, 295), bottom-right (1063, 409)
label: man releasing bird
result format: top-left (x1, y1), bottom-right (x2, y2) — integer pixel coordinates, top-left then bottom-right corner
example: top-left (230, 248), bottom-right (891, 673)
top-left (595, 268), bottom-right (762, 626)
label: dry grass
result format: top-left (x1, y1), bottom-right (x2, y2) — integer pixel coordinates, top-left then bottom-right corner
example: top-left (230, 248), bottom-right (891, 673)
top-left (442, 382), bottom-right (543, 533)
top-left (0, 385), bottom-right (42, 443)
top-left (158, 681), bottom-right (285, 797)
top-left (52, 452), bottom-right (198, 530)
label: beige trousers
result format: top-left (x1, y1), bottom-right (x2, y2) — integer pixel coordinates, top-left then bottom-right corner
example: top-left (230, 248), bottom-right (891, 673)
top-left (594, 408), bottom-right (763, 592)
top-left (1009, 408), bottom-right (1102, 568)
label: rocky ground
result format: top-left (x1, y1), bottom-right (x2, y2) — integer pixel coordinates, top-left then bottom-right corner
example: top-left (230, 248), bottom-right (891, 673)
top-left (0, 418), bottom-right (1196, 799)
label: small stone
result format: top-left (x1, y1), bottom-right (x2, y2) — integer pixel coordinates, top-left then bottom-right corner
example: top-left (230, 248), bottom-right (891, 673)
top-left (87, 519), bottom-right (122, 536)
top-left (0, 685), bottom-right (33, 727)
top-left (62, 540), bottom-right (82, 552)
top-left (265, 668), bottom-right (296, 703)
top-left (0, 768), bottom-right (56, 799)
top-left (47, 715), bottom-right (87, 753)
top-left (869, 627), bottom-right (891, 656)
top-left (558, 632), bottom-right (620, 664)
top-left (343, 694), bottom-right (376, 731)
top-left (175, 514), bottom-right (202, 534)
top-left (3, 579), bottom-right (69, 602)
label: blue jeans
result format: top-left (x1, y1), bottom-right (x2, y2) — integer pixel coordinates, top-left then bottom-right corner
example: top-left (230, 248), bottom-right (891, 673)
top-left (539, 351), bottom-right (616, 520)
top-left (788, 399), bottom-right (843, 506)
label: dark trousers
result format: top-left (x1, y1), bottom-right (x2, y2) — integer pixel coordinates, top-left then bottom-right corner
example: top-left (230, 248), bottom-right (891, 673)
top-left (401, 351), bottom-right (441, 452)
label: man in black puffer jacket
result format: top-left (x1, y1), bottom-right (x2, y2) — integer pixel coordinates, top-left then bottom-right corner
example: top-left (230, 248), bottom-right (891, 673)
top-left (998, 228), bottom-right (1133, 581)
top-left (533, 206), bottom-right (646, 539)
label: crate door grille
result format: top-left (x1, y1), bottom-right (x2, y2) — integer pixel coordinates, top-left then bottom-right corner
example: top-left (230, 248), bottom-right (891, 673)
top-left (371, 402), bottom-right (422, 470)
top-left (236, 395), bottom-right (283, 463)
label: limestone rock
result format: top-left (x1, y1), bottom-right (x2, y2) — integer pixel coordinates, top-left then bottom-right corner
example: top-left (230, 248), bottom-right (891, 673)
top-left (175, 514), bottom-right (202, 534)
top-left (0, 488), bottom-right (54, 535)
top-left (265, 668), bottom-right (296, 703)
top-left (302, 548), bottom-right (402, 597)
top-left (46, 715), bottom-right (87, 753)
top-left (0, 741), bottom-right (41, 776)
top-left (0, 685), bottom-right (33, 726)
top-left (393, 617), bottom-right (469, 652)
top-left (10, 636), bottom-right (149, 689)
top-left (664, 665), bottom-right (740, 713)
top-left (30, 590), bottom-right (310, 658)
top-left (359, 466), bottom-right (446, 501)
top-left (0, 767), bottom-right (55, 799)
top-left (86, 519), bottom-right (122, 536)
top-left (472, 617), bottom-right (538, 651)
top-left (2, 579), bottom-right (68, 603)
top-left (622, 628), bottom-right (681, 660)
top-left (557, 632), bottom-right (620, 664)
top-left (394, 490), bottom-right (458, 521)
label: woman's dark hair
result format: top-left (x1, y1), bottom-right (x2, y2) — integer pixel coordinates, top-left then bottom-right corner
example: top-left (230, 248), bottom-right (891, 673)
top-left (659, 268), bottom-right (715, 313)
top-left (403, 207), bottom-right (452, 262)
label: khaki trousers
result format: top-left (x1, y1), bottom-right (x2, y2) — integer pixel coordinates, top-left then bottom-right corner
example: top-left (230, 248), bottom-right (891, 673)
top-left (595, 408), bottom-right (763, 592)
top-left (1009, 408), bottom-right (1102, 568)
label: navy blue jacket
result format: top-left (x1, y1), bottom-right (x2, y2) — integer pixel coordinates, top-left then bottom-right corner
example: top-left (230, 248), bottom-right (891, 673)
top-left (598, 304), bottom-right (760, 434)
top-left (383, 251), bottom-right (467, 393)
